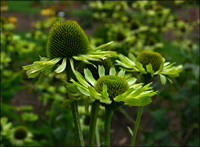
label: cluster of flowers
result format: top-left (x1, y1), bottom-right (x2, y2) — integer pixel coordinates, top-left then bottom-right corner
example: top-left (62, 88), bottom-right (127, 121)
top-left (23, 20), bottom-right (182, 146)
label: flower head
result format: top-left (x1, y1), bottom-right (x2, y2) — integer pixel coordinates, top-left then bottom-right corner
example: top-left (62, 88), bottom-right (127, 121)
top-left (116, 52), bottom-right (183, 85)
top-left (23, 20), bottom-right (116, 79)
top-left (136, 51), bottom-right (164, 71)
top-left (68, 60), bottom-right (157, 106)
top-left (47, 20), bottom-right (90, 58)
top-left (8, 126), bottom-right (33, 146)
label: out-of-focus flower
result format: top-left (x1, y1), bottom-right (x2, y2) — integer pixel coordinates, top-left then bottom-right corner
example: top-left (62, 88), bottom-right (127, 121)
top-left (41, 6), bottom-right (56, 17)
top-left (7, 15), bottom-right (17, 26)
top-left (1, 1), bottom-right (9, 12)
top-left (8, 126), bottom-right (33, 146)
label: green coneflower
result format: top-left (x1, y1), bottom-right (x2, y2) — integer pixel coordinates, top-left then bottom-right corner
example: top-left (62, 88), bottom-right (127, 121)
top-left (95, 75), bottom-right (129, 100)
top-left (46, 21), bottom-right (90, 58)
top-left (22, 20), bottom-right (115, 79)
top-left (8, 126), bottom-right (32, 146)
top-left (136, 51), bottom-right (164, 71)
top-left (69, 61), bottom-right (156, 106)
top-left (116, 51), bottom-right (182, 85)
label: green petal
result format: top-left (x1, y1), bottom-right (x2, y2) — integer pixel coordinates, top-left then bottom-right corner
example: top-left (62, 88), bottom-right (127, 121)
top-left (128, 53), bottom-right (136, 62)
top-left (75, 71), bottom-right (90, 88)
top-left (146, 63), bottom-right (154, 77)
top-left (124, 96), bottom-right (152, 106)
top-left (98, 65), bottom-right (105, 77)
top-left (109, 67), bottom-right (116, 75)
top-left (118, 54), bottom-right (135, 67)
top-left (36, 71), bottom-right (45, 86)
top-left (135, 61), bottom-right (146, 74)
top-left (84, 68), bottom-right (96, 86)
top-left (118, 70), bottom-right (125, 77)
top-left (94, 41), bottom-right (113, 50)
top-left (127, 77), bottom-right (137, 86)
top-left (55, 58), bottom-right (67, 73)
top-left (70, 79), bottom-right (90, 96)
top-left (114, 88), bottom-right (135, 102)
top-left (160, 74), bottom-right (167, 85)
top-left (27, 71), bottom-right (40, 78)
top-left (101, 84), bottom-right (109, 99)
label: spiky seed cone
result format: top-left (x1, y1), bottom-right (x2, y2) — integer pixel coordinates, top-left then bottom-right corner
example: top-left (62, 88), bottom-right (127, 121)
top-left (94, 75), bottom-right (129, 100)
top-left (136, 51), bottom-right (164, 71)
top-left (14, 126), bottom-right (28, 140)
top-left (46, 20), bottom-right (90, 58)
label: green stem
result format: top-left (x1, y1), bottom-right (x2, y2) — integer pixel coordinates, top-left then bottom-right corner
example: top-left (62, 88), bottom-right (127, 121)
top-left (95, 118), bottom-right (101, 146)
top-left (89, 100), bottom-right (100, 146)
top-left (71, 101), bottom-right (85, 147)
top-left (104, 106), bottom-right (113, 147)
top-left (131, 106), bottom-right (143, 147)
top-left (66, 63), bottom-right (84, 146)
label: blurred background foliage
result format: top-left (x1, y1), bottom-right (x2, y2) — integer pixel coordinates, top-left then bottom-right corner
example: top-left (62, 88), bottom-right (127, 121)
top-left (1, 0), bottom-right (199, 146)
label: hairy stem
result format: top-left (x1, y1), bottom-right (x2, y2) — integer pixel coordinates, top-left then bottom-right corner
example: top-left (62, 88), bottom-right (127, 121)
top-left (104, 106), bottom-right (113, 147)
top-left (89, 100), bottom-right (100, 146)
top-left (131, 106), bottom-right (143, 147)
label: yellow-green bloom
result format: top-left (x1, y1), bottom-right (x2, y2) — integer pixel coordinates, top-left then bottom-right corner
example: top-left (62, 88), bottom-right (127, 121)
top-left (116, 51), bottom-right (183, 85)
top-left (8, 126), bottom-right (33, 146)
top-left (69, 60), bottom-right (157, 106)
top-left (22, 20), bottom-right (115, 78)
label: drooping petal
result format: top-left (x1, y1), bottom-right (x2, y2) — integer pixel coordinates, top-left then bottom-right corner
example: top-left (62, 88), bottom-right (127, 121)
top-left (55, 58), bottom-right (67, 73)
top-left (84, 68), bottom-right (96, 86)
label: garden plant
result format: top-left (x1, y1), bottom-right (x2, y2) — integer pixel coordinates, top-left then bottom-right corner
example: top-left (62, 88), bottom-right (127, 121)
top-left (1, 1), bottom-right (199, 146)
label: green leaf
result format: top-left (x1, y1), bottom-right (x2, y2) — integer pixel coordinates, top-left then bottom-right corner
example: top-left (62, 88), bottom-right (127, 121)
top-left (160, 74), bottom-right (167, 85)
top-left (109, 67), bottom-right (116, 75)
top-left (84, 68), bottom-right (96, 86)
top-left (55, 58), bottom-right (67, 73)
top-left (98, 65), bottom-right (105, 77)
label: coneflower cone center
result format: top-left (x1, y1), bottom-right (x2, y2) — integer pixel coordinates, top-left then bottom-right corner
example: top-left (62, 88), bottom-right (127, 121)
top-left (46, 20), bottom-right (90, 58)
top-left (136, 51), bottom-right (164, 71)
top-left (14, 126), bottom-right (27, 140)
top-left (94, 75), bottom-right (129, 99)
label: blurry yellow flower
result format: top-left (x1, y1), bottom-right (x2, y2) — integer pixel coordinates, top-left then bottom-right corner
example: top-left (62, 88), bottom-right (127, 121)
top-left (41, 7), bottom-right (55, 17)
top-left (7, 15), bottom-right (17, 26)
top-left (1, 1), bottom-right (9, 12)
